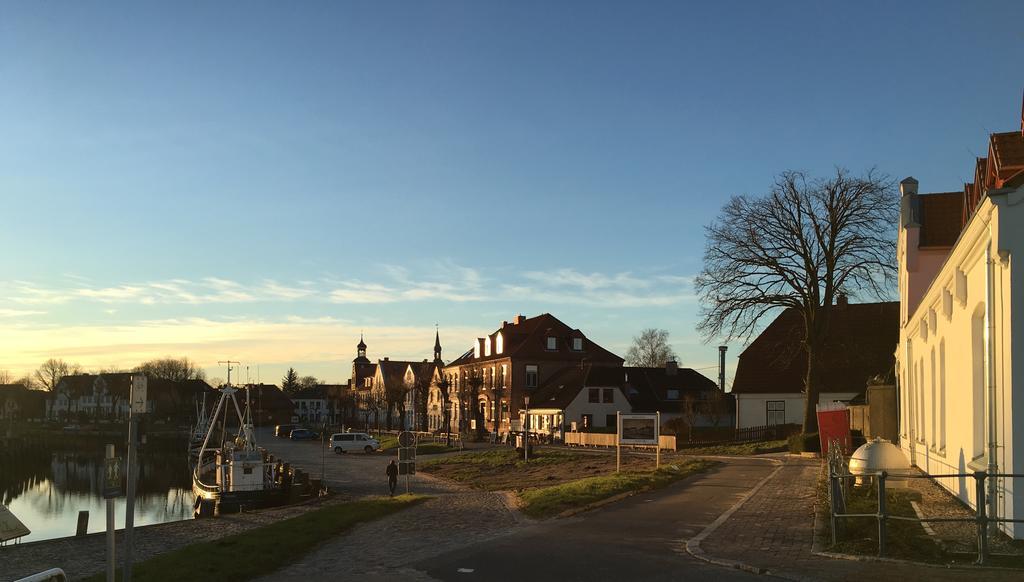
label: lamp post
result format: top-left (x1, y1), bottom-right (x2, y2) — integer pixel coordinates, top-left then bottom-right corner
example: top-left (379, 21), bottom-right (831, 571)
top-left (523, 395), bottom-right (530, 462)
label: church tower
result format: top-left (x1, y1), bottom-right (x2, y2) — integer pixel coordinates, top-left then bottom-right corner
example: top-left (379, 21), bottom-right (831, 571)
top-left (433, 329), bottom-right (443, 364)
top-left (354, 334), bottom-right (369, 363)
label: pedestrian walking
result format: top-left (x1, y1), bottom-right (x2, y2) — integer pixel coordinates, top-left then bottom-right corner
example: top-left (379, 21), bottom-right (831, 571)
top-left (386, 459), bottom-right (398, 496)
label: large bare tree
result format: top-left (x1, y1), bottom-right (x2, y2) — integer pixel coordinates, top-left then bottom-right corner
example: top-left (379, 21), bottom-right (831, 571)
top-left (695, 169), bottom-right (897, 432)
top-left (134, 357), bottom-right (206, 382)
top-left (625, 328), bottom-right (678, 367)
top-left (35, 358), bottom-right (82, 391)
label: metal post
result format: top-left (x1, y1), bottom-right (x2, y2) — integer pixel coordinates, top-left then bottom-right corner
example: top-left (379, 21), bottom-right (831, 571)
top-left (976, 471), bottom-right (988, 565)
top-left (105, 443), bottom-right (116, 582)
top-left (524, 396), bottom-right (530, 462)
top-left (829, 473), bottom-right (837, 546)
top-left (123, 412), bottom-right (138, 581)
top-left (877, 471), bottom-right (887, 558)
top-left (655, 411), bottom-right (661, 469)
top-left (616, 411), bottom-right (621, 473)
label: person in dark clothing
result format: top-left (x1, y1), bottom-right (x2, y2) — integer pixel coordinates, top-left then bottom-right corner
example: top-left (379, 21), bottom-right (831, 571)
top-left (386, 460), bottom-right (398, 496)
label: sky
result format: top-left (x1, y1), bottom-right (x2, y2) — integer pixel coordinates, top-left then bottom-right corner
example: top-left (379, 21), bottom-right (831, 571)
top-left (1, 1), bottom-right (1022, 386)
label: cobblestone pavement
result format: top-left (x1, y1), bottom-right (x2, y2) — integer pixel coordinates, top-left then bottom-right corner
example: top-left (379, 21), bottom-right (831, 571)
top-left (700, 456), bottom-right (1020, 581)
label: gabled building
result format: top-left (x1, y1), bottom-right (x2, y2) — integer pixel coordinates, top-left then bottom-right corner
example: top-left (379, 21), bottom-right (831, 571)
top-left (241, 383), bottom-right (295, 426)
top-left (896, 109), bottom-right (1024, 539)
top-left (292, 384), bottom-right (329, 424)
top-left (349, 332), bottom-right (444, 431)
top-left (0, 384), bottom-right (46, 421)
top-left (442, 313), bottom-right (624, 436)
top-left (47, 373), bottom-right (215, 423)
top-left (731, 300), bottom-right (899, 429)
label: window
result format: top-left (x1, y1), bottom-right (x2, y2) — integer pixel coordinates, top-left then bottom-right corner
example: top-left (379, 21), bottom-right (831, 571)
top-left (666, 389), bottom-right (680, 400)
top-left (573, 337), bottom-right (583, 351)
top-left (581, 414), bottom-right (592, 429)
top-left (602, 388), bottom-right (614, 403)
top-left (496, 332), bottom-right (504, 354)
top-left (605, 414), bottom-right (616, 428)
top-left (939, 339), bottom-right (946, 450)
top-left (766, 400), bottom-right (785, 425)
top-left (588, 388), bottom-right (600, 403)
top-left (484, 337), bottom-right (491, 357)
top-left (526, 365), bottom-right (539, 388)
top-left (243, 467), bottom-right (253, 475)
top-left (972, 307), bottom-right (986, 458)
top-left (546, 336), bottom-right (557, 350)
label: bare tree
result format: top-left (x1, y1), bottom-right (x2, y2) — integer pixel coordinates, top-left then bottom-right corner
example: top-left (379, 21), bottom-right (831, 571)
top-left (680, 394), bottom-right (700, 442)
top-left (35, 358), bottom-right (82, 391)
top-left (625, 329), bottom-right (678, 367)
top-left (705, 389), bottom-right (728, 429)
top-left (135, 357), bottom-right (206, 382)
top-left (437, 376), bottom-right (453, 446)
top-left (695, 168), bottom-right (896, 431)
top-left (412, 372), bottom-right (432, 432)
top-left (0, 369), bottom-right (11, 384)
top-left (383, 379), bottom-right (407, 431)
top-left (463, 368), bottom-right (485, 441)
top-left (298, 375), bottom-right (321, 390)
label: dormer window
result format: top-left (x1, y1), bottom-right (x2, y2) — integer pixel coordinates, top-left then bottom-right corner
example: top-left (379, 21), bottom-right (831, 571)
top-left (667, 389), bottom-right (680, 400)
top-left (572, 337), bottom-right (583, 351)
top-left (484, 337), bottom-right (492, 357)
top-left (496, 332), bottom-right (504, 354)
top-left (546, 336), bottom-right (557, 350)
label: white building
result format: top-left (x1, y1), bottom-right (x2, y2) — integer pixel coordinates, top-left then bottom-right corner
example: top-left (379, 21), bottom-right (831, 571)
top-left (896, 120), bottom-right (1024, 538)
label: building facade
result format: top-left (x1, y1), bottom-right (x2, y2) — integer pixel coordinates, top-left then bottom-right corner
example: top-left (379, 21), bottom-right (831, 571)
top-left (896, 116), bottom-right (1024, 538)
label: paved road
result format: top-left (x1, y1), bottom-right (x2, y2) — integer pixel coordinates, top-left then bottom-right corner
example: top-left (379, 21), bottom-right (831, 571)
top-left (417, 457), bottom-right (781, 582)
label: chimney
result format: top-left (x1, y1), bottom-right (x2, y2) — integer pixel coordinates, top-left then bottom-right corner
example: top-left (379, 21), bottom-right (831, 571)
top-left (513, 314), bottom-right (525, 325)
top-left (502, 321), bottom-right (508, 328)
top-left (836, 293), bottom-right (848, 308)
top-left (383, 357), bottom-right (389, 362)
top-left (718, 345), bottom-right (727, 391)
top-left (666, 360), bottom-right (678, 376)
top-left (899, 177), bottom-right (921, 228)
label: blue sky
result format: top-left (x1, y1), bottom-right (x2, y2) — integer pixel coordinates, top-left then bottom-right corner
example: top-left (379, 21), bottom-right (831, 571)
top-left (1, 1), bottom-right (1022, 385)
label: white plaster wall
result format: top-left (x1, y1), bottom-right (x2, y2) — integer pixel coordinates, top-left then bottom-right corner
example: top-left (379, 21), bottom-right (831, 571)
top-left (897, 189), bottom-right (1024, 538)
top-left (735, 392), bottom-right (859, 429)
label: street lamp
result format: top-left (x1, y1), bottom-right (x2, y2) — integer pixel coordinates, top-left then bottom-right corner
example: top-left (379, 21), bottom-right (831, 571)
top-left (523, 395), bottom-right (530, 462)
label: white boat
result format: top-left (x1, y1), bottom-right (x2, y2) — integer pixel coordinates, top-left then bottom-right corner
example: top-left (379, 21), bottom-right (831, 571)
top-left (192, 386), bottom-right (283, 516)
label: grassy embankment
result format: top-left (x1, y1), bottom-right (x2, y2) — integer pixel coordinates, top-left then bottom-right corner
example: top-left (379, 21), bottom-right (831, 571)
top-left (377, 434), bottom-right (454, 455)
top-left (86, 495), bottom-right (427, 582)
top-left (678, 439), bottom-right (788, 456)
top-left (420, 448), bottom-right (716, 518)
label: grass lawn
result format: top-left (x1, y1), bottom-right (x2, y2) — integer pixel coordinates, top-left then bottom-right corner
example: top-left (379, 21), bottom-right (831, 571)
top-left (86, 495), bottom-right (427, 582)
top-left (378, 434), bottom-right (456, 455)
top-left (519, 459), bottom-right (717, 518)
top-left (679, 439), bottom-right (788, 456)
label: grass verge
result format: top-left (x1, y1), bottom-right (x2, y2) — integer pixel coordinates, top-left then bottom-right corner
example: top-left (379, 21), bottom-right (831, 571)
top-left (378, 435), bottom-right (456, 455)
top-left (679, 439), bottom-right (788, 456)
top-left (86, 495), bottom-right (427, 582)
top-left (519, 459), bottom-right (717, 519)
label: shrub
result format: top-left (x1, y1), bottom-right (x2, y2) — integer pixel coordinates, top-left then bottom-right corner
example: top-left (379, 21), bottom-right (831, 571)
top-left (788, 432), bottom-right (820, 453)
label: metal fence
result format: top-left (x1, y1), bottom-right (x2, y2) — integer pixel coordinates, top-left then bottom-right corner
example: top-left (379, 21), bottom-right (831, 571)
top-left (827, 448), bottom-right (1024, 564)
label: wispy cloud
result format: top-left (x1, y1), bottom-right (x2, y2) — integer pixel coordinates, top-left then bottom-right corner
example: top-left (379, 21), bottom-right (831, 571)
top-left (0, 308), bottom-right (46, 317)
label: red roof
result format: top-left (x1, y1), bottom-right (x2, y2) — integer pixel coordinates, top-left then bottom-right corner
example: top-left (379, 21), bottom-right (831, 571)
top-left (731, 302), bottom-right (898, 395)
top-left (918, 192), bottom-right (963, 247)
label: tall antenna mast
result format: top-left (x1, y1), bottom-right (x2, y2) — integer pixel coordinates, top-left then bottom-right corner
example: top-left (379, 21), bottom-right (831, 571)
top-left (218, 360), bottom-right (240, 387)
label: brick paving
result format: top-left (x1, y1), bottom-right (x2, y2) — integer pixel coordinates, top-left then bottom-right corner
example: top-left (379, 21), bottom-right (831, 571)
top-left (700, 456), bottom-right (1020, 581)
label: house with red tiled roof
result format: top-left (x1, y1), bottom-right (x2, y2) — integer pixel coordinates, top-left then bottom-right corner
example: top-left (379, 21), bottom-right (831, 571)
top-left (439, 313), bottom-right (625, 437)
top-left (896, 103), bottom-right (1024, 539)
top-left (731, 299), bottom-right (899, 429)
top-left (349, 332), bottom-right (444, 431)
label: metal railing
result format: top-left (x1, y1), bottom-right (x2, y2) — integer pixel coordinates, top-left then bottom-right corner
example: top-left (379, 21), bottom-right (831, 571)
top-left (828, 460), bottom-right (1024, 564)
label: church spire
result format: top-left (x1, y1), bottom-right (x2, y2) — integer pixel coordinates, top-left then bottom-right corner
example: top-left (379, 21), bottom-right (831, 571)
top-left (433, 326), bottom-right (442, 363)
top-left (354, 332), bottom-right (368, 363)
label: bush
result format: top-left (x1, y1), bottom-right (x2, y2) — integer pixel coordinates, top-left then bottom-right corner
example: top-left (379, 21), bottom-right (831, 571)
top-left (788, 432), bottom-right (820, 453)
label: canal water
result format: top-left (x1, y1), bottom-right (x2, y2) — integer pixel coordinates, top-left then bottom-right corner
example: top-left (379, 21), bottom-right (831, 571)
top-left (1, 437), bottom-right (193, 543)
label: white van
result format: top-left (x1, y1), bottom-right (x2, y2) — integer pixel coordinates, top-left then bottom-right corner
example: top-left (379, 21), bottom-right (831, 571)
top-left (329, 432), bottom-right (380, 454)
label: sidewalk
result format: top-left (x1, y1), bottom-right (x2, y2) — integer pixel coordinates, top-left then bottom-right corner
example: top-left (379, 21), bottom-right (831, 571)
top-left (696, 456), bottom-right (1020, 581)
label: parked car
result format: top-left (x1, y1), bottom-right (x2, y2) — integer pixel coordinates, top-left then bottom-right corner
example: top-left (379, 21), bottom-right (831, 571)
top-left (329, 432), bottom-right (380, 454)
top-left (289, 428), bottom-right (319, 440)
top-left (274, 424), bottom-right (297, 438)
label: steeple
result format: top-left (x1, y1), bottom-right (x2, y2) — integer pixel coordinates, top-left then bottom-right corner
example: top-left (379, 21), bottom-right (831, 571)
top-left (354, 333), bottom-right (369, 363)
top-left (433, 327), bottom-right (443, 363)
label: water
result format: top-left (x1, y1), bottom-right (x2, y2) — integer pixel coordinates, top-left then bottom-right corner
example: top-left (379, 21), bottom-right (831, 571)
top-left (1, 439), bottom-right (194, 544)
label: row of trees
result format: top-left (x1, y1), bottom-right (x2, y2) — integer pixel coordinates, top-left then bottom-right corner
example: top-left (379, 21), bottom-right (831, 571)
top-left (1, 356), bottom-right (207, 391)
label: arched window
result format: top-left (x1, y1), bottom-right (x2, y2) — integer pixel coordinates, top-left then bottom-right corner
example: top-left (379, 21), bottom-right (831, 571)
top-left (496, 332), bottom-right (504, 354)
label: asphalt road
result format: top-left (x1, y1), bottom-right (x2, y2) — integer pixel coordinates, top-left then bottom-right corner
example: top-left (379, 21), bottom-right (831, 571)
top-left (417, 457), bottom-right (782, 582)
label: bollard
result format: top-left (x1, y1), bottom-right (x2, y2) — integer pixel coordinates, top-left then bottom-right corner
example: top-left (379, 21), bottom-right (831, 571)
top-left (877, 471), bottom-right (887, 558)
top-left (975, 471), bottom-right (988, 565)
top-left (76, 510), bottom-right (89, 537)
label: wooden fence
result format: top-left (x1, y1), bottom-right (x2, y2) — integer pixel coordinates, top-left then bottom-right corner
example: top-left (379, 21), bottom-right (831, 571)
top-left (681, 423), bottom-right (800, 448)
top-left (564, 432), bottom-right (676, 451)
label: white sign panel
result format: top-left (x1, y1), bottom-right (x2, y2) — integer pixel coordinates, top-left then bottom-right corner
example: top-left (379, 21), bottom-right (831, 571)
top-left (131, 374), bottom-right (148, 414)
top-left (618, 413), bottom-right (658, 445)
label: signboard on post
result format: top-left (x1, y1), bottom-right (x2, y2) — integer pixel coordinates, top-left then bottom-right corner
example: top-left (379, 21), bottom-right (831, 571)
top-left (618, 414), bottom-right (659, 445)
top-left (397, 431), bottom-right (416, 483)
top-left (103, 455), bottom-right (123, 499)
top-left (131, 375), bottom-right (148, 414)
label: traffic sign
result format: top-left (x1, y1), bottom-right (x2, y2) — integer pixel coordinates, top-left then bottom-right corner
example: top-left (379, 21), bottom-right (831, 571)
top-left (131, 375), bottom-right (148, 414)
top-left (398, 431), bottom-right (414, 447)
top-left (103, 456), bottom-right (123, 498)
top-left (399, 461), bottom-right (416, 475)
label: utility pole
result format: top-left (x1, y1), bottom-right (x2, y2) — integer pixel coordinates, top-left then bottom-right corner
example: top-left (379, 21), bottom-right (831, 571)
top-left (123, 373), bottom-right (147, 582)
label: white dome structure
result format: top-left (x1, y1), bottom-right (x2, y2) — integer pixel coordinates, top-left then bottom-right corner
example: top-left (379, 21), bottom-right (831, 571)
top-left (848, 438), bottom-right (914, 487)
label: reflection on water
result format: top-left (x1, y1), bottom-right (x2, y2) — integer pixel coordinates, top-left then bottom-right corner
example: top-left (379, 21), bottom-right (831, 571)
top-left (1, 440), bottom-right (193, 543)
